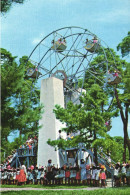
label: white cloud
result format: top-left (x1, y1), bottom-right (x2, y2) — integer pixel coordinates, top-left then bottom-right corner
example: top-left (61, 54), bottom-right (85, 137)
top-left (32, 33), bottom-right (45, 45)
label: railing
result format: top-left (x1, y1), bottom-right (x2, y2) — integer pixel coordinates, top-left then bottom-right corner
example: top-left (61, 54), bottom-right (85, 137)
top-left (17, 146), bottom-right (37, 157)
top-left (98, 150), bottom-right (116, 165)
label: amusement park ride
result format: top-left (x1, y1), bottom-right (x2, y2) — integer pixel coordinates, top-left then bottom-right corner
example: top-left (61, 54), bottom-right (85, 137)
top-left (11, 27), bottom-right (121, 174)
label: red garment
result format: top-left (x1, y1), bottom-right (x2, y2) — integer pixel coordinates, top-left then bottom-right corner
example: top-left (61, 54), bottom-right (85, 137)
top-left (29, 145), bottom-right (32, 149)
top-left (65, 170), bottom-right (70, 178)
top-left (18, 169), bottom-right (26, 182)
top-left (114, 72), bottom-right (119, 77)
top-left (76, 171), bottom-right (80, 180)
top-left (100, 171), bottom-right (106, 180)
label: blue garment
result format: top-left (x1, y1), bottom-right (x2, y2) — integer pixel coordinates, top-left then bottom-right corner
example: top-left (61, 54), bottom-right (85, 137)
top-left (80, 163), bottom-right (87, 180)
top-left (29, 172), bottom-right (33, 180)
top-left (37, 171), bottom-right (41, 180)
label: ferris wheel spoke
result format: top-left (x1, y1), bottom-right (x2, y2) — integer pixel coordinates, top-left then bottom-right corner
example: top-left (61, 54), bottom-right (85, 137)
top-left (75, 50), bottom-right (89, 76)
top-left (86, 69), bottom-right (104, 84)
top-left (66, 59), bottom-right (82, 76)
top-left (56, 52), bottom-right (66, 73)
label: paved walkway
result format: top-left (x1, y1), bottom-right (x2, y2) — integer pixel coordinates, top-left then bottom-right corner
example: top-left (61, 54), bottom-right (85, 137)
top-left (1, 187), bottom-right (105, 192)
top-left (1, 179), bottom-right (113, 192)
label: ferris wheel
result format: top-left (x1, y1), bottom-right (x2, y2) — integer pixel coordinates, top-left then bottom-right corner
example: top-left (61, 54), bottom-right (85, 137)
top-left (26, 26), bottom-right (120, 102)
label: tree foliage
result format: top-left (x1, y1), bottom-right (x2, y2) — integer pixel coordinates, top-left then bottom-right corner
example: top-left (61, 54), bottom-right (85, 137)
top-left (48, 84), bottom-right (117, 158)
top-left (1, 0), bottom-right (26, 14)
top-left (1, 48), bottom-right (43, 159)
top-left (117, 31), bottom-right (130, 57)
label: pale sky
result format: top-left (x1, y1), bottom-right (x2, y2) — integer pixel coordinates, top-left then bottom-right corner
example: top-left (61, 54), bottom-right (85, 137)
top-left (1, 0), bottom-right (130, 141)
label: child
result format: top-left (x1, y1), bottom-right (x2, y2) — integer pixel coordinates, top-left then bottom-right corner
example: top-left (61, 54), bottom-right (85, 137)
top-left (126, 164), bottom-right (130, 185)
top-left (40, 167), bottom-right (44, 185)
top-left (1, 169), bottom-right (4, 184)
top-left (75, 166), bottom-right (81, 185)
top-left (13, 169), bottom-right (17, 184)
top-left (86, 165), bottom-right (91, 185)
top-left (16, 168), bottom-right (20, 185)
top-left (121, 163), bottom-right (126, 185)
top-left (3, 168), bottom-right (8, 184)
top-left (95, 166), bottom-right (100, 187)
top-left (65, 166), bottom-right (70, 185)
top-left (29, 169), bottom-right (33, 184)
top-left (37, 167), bottom-right (41, 184)
top-left (17, 166), bottom-right (27, 185)
top-left (70, 167), bottom-right (76, 185)
top-left (100, 165), bottom-right (106, 187)
top-left (59, 167), bottom-right (65, 185)
top-left (91, 166), bottom-right (96, 186)
top-left (80, 159), bottom-right (87, 185)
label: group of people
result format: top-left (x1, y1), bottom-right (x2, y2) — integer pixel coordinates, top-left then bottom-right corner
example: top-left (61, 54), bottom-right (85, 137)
top-left (1, 136), bottom-right (38, 170)
top-left (113, 162), bottom-right (130, 187)
top-left (0, 159), bottom-right (130, 187)
top-left (19, 136), bottom-right (38, 150)
top-left (2, 150), bottom-right (17, 171)
top-left (0, 160), bottom-right (106, 187)
top-left (18, 136), bottom-right (38, 156)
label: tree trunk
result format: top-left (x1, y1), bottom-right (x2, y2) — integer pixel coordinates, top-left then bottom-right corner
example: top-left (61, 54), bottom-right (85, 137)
top-left (114, 88), bottom-right (130, 162)
top-left (94, 131), bottom-right (98, 165)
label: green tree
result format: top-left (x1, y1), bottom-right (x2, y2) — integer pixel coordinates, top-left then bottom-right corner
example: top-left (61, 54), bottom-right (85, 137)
top-left (1, 48), bottom-right (43, 159)
top-left (48, 84), bottom-right (117, 165)
top-left (84, 46), bottom-right (130, 162)
top-left (1, 0), bottom-right (26, 14)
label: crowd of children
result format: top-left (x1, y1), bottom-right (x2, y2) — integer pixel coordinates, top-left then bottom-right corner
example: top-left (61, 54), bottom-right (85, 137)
top-left (113, 162), bottom-right (130, 187)
top-left (1, 159), bottom-right (129, 187)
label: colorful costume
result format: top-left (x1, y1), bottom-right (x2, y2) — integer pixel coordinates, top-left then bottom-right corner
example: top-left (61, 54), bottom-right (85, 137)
top-left (17, 169), bottom-right (26, 182)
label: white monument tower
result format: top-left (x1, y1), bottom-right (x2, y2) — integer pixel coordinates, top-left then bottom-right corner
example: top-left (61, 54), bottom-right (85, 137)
top-left (37, 77), bottom-right (65, 167)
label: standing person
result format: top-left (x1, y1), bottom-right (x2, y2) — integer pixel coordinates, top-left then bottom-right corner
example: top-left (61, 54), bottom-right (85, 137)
top-left (75, 165), bottom-right (81, 185)
top-left (65, 166), bottom-right (70, 185)
top-left (34, 166), bottom-right (38, 184)
top-left (95, 166), bottom-right (100, 187)
top-left (121, 163), bottom-right (126, 185)
top-left (114, 164), bottom-right (120, 187)
top-left (126, 164), bottom-right (130, 185)
top-left (37, 167), bottom-right (41, 185)
top-left (86, 165), bottom-right (91, 185)
top-left (13, 169), bottom-right (17, 184)
top-left (17, 165), bottom-right (27, 185)
top-left (46, 159), bottom-right (53, 185)
top-left (16, 168), bottom-right (20, 185)
top-left (29, 169), bottom-right (33, 184)
top-left (80, 159), bottom-right (87, 185)
top-left (1, 169), bottom-right (4, 184)
top-left (26, 168), bottom-right (30, 184)
top-left (91, 165), bottom-right (96, 186)
top-left (100, 165), bottom-right (106, 187)
top-left (3, 168), bottom-right (8, 184)
top-left (70, 167), bottom-right (76, 185)
top-left (40, 167), bottom-right (44, 185)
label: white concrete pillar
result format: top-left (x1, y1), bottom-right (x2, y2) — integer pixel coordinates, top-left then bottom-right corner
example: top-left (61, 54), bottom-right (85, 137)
top-left (37, 77), bottom-right (65, 167)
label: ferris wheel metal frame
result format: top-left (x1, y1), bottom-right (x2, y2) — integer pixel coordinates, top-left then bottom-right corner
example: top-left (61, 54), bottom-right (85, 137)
top-left (26, 26), bottom-right (119, 103)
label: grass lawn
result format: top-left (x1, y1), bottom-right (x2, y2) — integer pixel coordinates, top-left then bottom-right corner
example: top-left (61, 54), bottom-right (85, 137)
top-left (1, 188), bottom-right (130, 195)
top-left (1, 184), bottom-right (89, 189)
